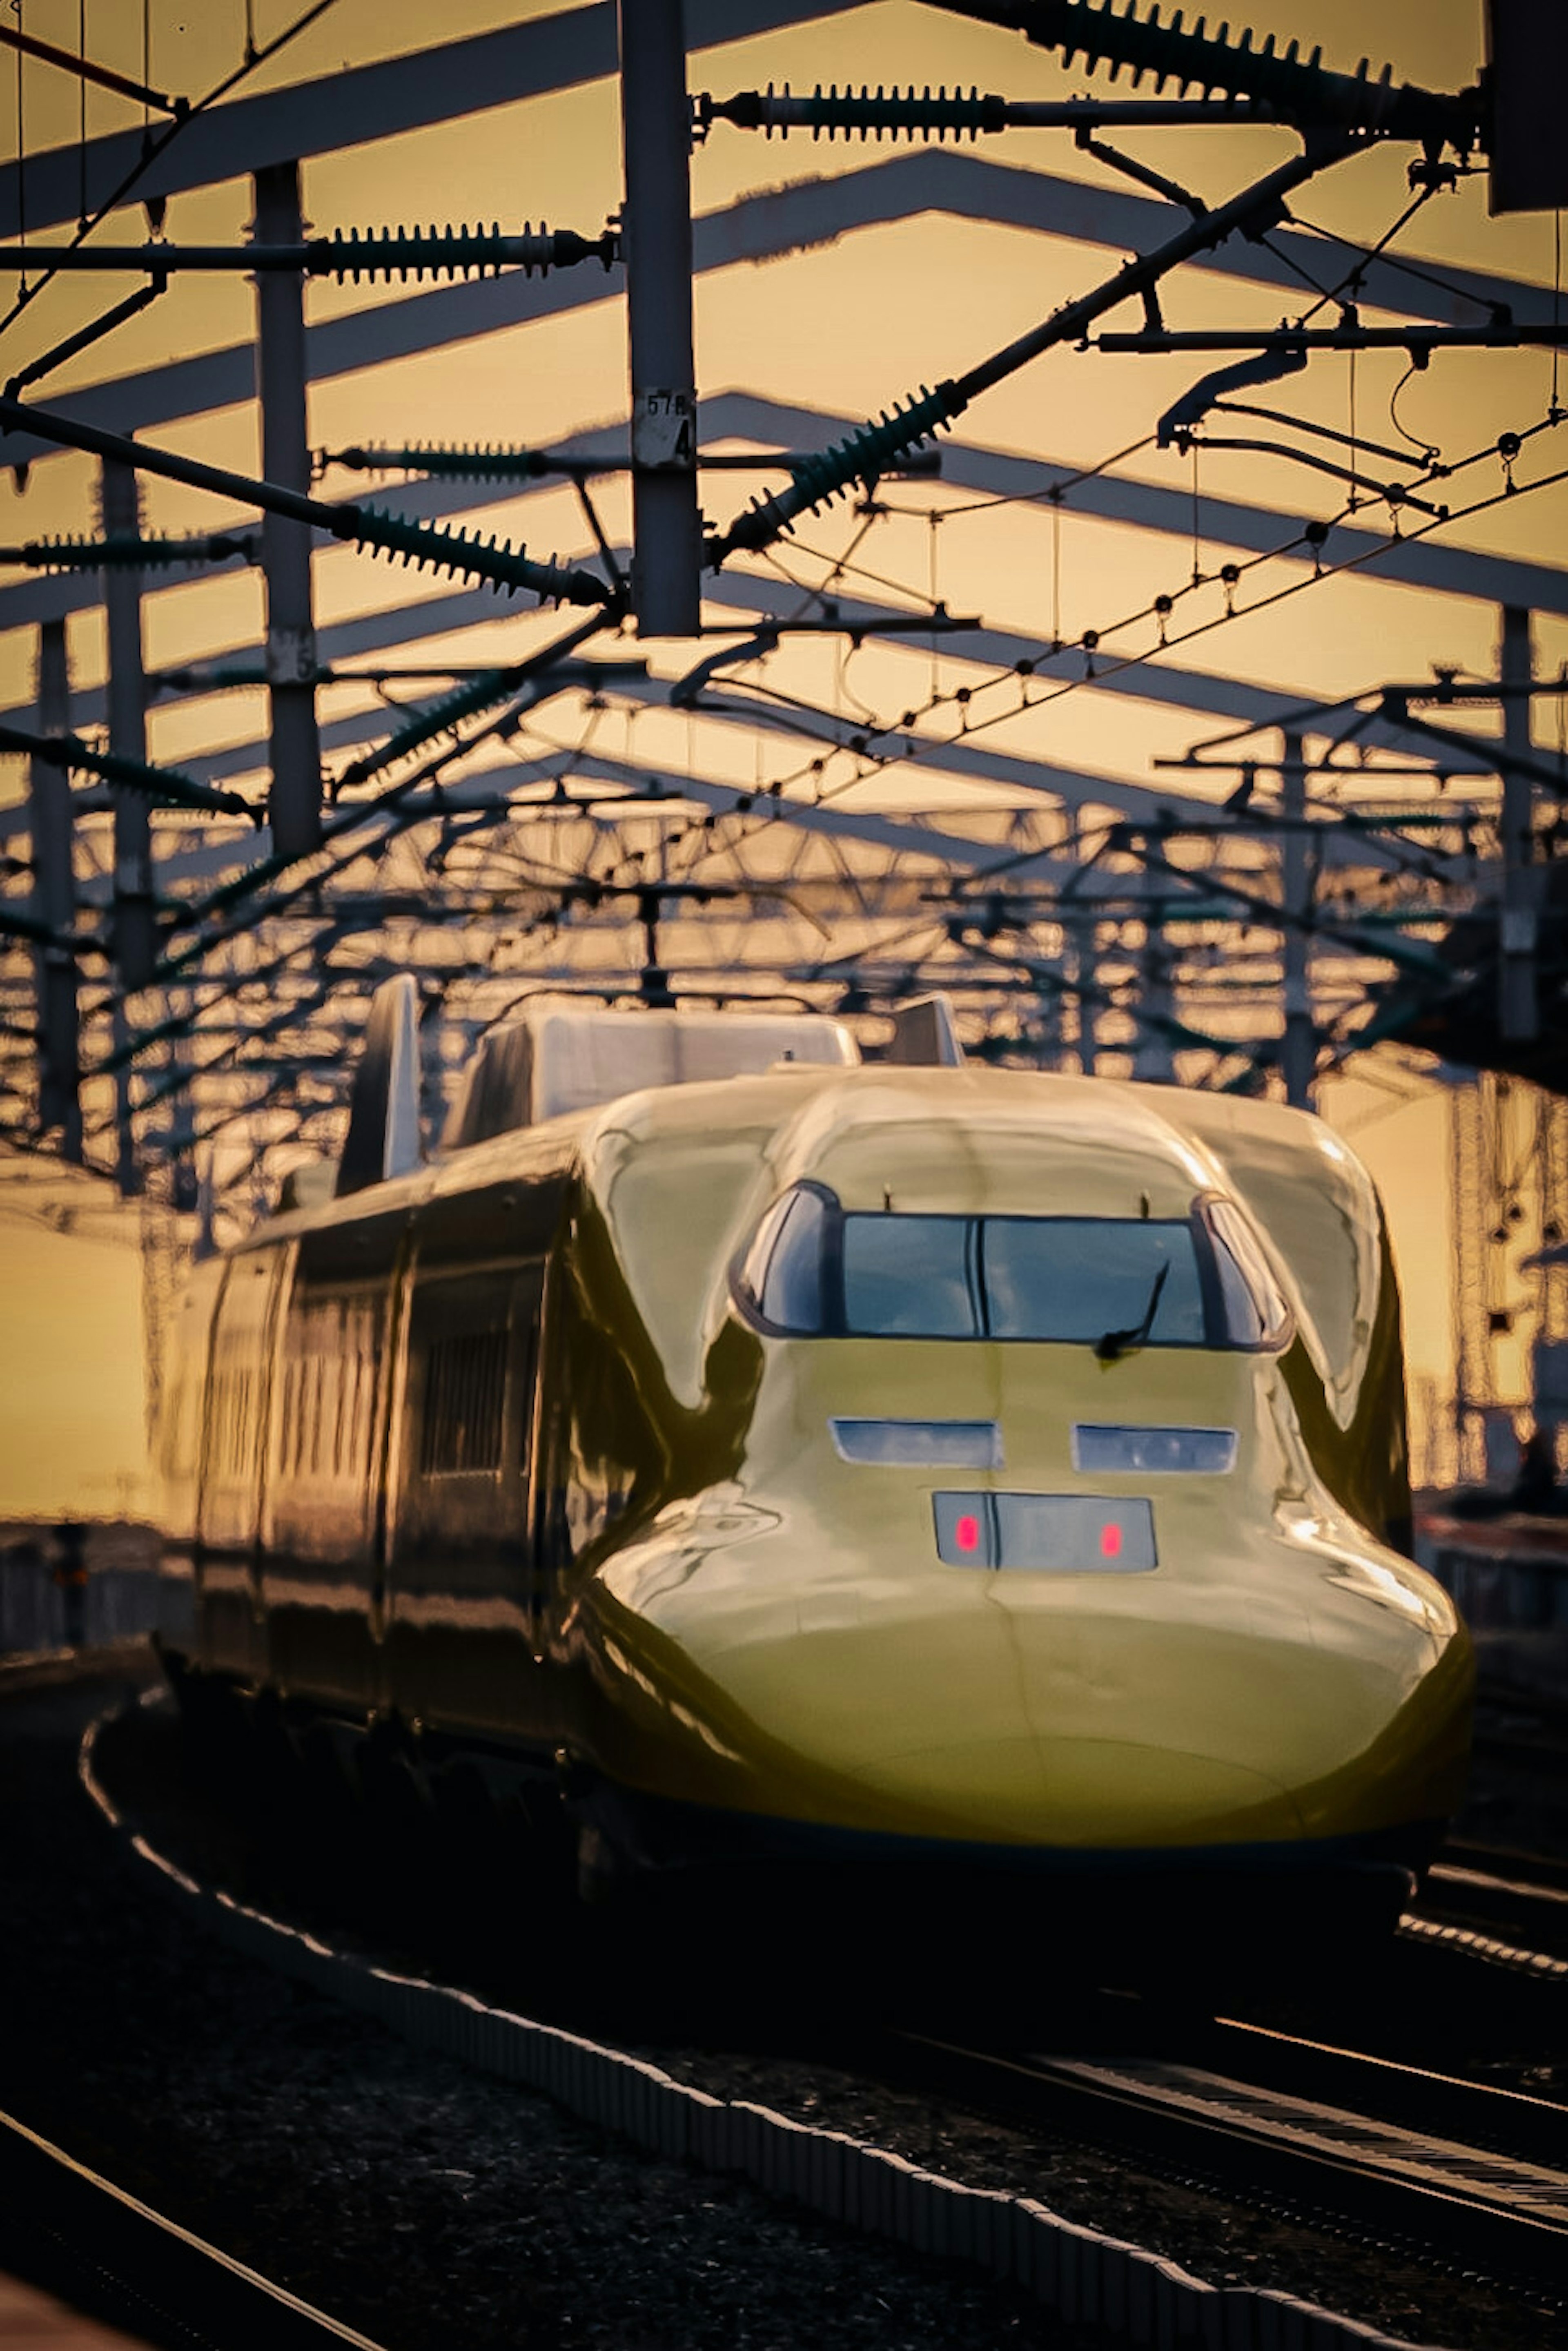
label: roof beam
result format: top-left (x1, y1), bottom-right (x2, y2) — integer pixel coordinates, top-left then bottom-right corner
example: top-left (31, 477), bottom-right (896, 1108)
top-left (8, 385), bottom-right (1567, 662)
top-left (0, 151), bottom-right (1550, 478)
top-left (0, 0), bottom-right (854, 237)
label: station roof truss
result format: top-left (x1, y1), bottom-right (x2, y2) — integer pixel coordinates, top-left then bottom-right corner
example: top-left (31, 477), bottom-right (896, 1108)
top-left (0, 0), bottom-right (1562, 1243)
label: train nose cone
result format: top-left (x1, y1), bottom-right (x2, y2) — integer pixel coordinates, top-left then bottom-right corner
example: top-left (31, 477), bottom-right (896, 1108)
top-left (841, 1729), bottom-right (1301, 1847)
top-left (703, 1586), bottom-right (1312, 1847)
top-left (698, 1544), bottom-right (1466, 1854)
top-left (986, 1551), bottom-right (1470, 1851)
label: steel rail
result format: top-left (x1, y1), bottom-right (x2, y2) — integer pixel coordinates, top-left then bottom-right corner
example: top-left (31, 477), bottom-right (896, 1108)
top-left (1440, 1840), bottom-right (1568, 1896)
top-left (0, 2104), bottom-right (390, 2351)
top-left (1197, 2013), bottom-right (1568, 2170)
top-left (1419, 1846), bottom-right (1568, 1953)
top-left (889, 2029), bottom-right (1568, 2288)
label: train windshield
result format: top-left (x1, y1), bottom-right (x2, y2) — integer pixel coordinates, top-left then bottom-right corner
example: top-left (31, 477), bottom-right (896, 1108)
top-left (737, 1186), bottom-right (1286, 1349)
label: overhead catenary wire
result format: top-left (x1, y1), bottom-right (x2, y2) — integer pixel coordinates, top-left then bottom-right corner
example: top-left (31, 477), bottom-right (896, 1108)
top-left (695, 417), bottom-right (1568, 869)
top-left (0, 0), bottom-right (344, 348)
top-left (0, 12), bottom-right (185, 116)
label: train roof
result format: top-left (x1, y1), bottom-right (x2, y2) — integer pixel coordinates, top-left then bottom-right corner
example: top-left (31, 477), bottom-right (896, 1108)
top-left (567, 1063), bottom-right (1382, 1413)
top-left (236, 1041), bottom-right (1381, 1421)
top-left (579, 1058), bottom-right (1359, 1197)
top-left (443, 1001), bottom-right (859, 1149)
top-left (263, 1050), bottom-right (1364, 1246)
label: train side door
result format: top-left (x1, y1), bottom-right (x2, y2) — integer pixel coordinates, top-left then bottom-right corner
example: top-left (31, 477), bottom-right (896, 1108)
top-left (382, 1253), bottom-right (546, 1733)
top-left (196, 1243), bottom-right (290, 1681)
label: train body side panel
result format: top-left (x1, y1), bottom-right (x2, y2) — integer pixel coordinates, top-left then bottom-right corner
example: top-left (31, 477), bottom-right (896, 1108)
top-left (152, 1254), bottom-right (225, 1657)
top-left (380, 1160), bottom-right (570, 1740)
top-left (261, 1204), bottom-right (406, 1711)
top-left (195, 1242), bottom-right (292, 1681)
top-left (1151, 1085), bottom-right (1413, 1549)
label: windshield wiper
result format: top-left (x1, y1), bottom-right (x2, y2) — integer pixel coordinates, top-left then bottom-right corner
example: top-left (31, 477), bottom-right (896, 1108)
top-left (1095, 1260), bottom-right (1170, 1363)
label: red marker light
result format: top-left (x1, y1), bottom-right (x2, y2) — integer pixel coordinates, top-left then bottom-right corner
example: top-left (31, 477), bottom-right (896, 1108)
top-left (956, 1513), bottom-right (981, 1555)
top-left (1100, 1521), bottom-right (1123, 1559)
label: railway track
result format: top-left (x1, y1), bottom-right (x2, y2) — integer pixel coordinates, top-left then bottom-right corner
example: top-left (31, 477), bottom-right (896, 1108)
top-left (0, 2103), bottom-right (388, 2351)
top-left (1421, 1841), bottom-right (1568, 1954)
top-left (61, 1671), bottom-right (1568, 2349)
top-left (885, 2023), bottom-right (1568, 2295)
top-left (77, 1684), bottom-right (1528, 2351)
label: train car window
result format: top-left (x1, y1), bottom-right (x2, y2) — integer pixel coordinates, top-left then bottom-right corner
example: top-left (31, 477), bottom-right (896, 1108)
top-left (983, 1218), bottom-right (1205, 1345)
top-left (421, 1326), bottom-right (510, 1477)
top-left (735, 1186), bottom-right (1279, 1350)
top-left (744, 1182), bottom-right (831, 1334)
top-left (842, 1214), bottom-right (980, 1337)
top-left (1207, 1200), bottom-right (1291, 1346)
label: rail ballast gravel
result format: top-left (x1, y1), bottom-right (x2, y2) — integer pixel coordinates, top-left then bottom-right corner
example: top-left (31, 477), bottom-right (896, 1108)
top-left (79, 1698), bottom-right (1452, 2351)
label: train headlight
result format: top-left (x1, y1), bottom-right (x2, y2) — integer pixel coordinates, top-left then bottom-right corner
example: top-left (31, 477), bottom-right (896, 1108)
top-left (1071, 1424), bottom-right (1237, 1475)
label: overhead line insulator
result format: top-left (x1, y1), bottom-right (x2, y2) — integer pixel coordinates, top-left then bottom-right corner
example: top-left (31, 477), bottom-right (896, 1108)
top-left (710, 384), bottom-right (965, 562)
top-left (321, 443), bottom-right (558, 484)
top-left (699, 82), bottom-right (1271, 136)
top-left (947, 0), bottom-right (1480, 152)
top-left (343, 506), bottom-right (618, 605)
top-left (0, 396), bottom-right (619, 613)
top-left (0, 531), bottom-right (256, 572)
top-left (321, 221), bottom-right (617, 284)
top-left (0, 224), bottom-right (621, 280)
top-left (704, 83), bottom-right (1009, 141)
top-left (332, 669), bottom-right (521, 796)
top-left (0, 720), bottom-right (256, 819)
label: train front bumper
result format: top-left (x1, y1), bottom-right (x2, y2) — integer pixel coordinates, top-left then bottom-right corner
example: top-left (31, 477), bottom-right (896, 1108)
top-left (590, 1516), bottom-right (1474, 1869)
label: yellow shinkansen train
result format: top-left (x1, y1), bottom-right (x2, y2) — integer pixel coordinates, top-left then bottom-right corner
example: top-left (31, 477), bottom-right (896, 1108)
top-left (154, 994), bottom-right (1472, 1961)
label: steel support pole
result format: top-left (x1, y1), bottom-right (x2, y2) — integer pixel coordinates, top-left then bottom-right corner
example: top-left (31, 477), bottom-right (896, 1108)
top-left (1069, 911), bottom-right (1097, 1076)
top-left (1279, 729), bottom-right (1314, 1111)
top-left (1129, 919), bottom-right (1175, 1082)
top-left (617, 0), bottom-right (702, 637)
top-left (29, 617), bottom-right (81, 1158)
top-left (253, 160), bottom-right (321, 858)
top-left (168, 996), bottom-right (199, 1216)
top-left (102, 457), bottom-right (150, 1194)
top-left (1498, 604), bottom-right (1537, 1043)
top-left (102, 457), bottom-right (155, 989)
